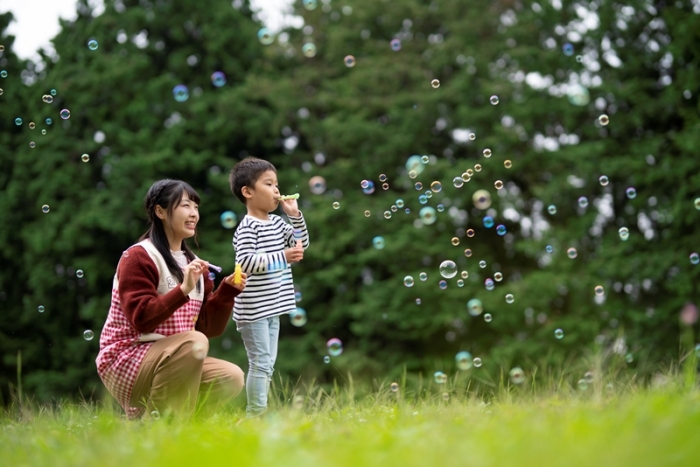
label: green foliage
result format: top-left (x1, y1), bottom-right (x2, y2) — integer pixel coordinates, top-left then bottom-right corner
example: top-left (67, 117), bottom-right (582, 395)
top-left (0, 0), bottom-right (699, 403)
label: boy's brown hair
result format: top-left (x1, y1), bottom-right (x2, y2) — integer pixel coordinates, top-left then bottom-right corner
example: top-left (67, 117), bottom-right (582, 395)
top-left (229, 157), bottom-right (277, 205)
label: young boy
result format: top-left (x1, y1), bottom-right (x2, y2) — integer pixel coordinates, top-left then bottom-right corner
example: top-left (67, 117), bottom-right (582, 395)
top-left (229, 157), bottom-right (310, 417)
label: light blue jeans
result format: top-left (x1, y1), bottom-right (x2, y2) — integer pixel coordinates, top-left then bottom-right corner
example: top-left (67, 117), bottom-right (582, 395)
top-left (236, 316), bottom-right (280, 417)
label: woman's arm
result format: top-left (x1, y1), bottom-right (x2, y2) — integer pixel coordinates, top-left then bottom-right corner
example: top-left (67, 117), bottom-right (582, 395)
top-left (118, 247), bottom-right (189, 333)
top-left (195, 276), bottom-right (241, 337)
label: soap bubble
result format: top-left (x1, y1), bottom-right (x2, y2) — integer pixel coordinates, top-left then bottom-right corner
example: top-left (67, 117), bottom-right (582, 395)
top-left (455, 351), bottom-right (473, 370)
top-left (457, 279), bottom-right (464, 287)
top-left (473, 190), bottom-right (492, 210)
top-left (504, 160), bottom-right (512, 169)
top-left (344, 55), bottom-right (356, 67)
top-left (595, 285), bottom-right (605, 295)
top-left (404, 276), bottom-right (415, 287)
top-left (258, 28), bottom-right (274, 45)
top-left (302, 43), bottom-right (317, 57)
top-left (474, 164), bottom-right (482, 172)
top-left (484, 313), bottom-right (492, 322)
top-left (327, 338), bottom-right (343, 356)
top-left (439, 280), bottom-right (447, 290)
top-left (598, 114), bottom-right (609, 126)
top-left (290, 308), bottom-right (308, 327)
top-left (690, 253), bottom-right (699, 265)
top-left (431, 79), bottom-right (440, 88)
top-left (567, 83), bottom-right (590, 106)
top-left (419, 206), bottom-right (436, 225)
top-left (42, 205), bottom-right (50, 213)
top-left (76, 269), bottom-right (84, 278)
top-left (626, 187), bottom-right (637, 199)
top-left (46, 118), bottom-right (52, 125)
top-left (362, 180), bottom-right (375, 194)
top-left (599, 175), bottom-right (609, 186)
top-left (548, 205), bottom-right (557, 215)
top-left (493, 272), bottom-right (503, 282)
top-left (546, 245), bottom-right (553, 253)
top-left (309, 176), bottom-right (326, 194)
top-left (453, 177), bottom-right (464, 188)
top-left (509, 367), bottom-right (525, 384)
top-left (464, 249), bottom-right (472, 258)
top-left (466, 229), bottom-right (475, 237)
top-left (87, 39), bottom-right (98, 50)
top-left (50, 89), bottom-right (57, 96)
top-left (461, 271), bottom-right (468, 279)
top-left (324, 356), bottom-right (331, 364)
top-left (0, 70), bottom-right (6, 78)
top-left (505, 294), bottom-right (514, 304)
top-left (578, 196), bottom-right (589, 208)
top-left (38, 305), bottom-right (45, 313)
top-left (390, 38), bottom-right (402, 51)
top-left (467, 298), bottom-right (483, 316)
top-left (489, 95), bottom-right (499, 105)
top-left (439, 260), bottom-right (457, 279)
top-left (390, 382), bottom-right (399, 392)
top-left (433, 371), bottom-right (448, 384)
top-left (372, 236), bottom-right (385, 249)
top-left (483, 216), bottom-right (494, 228)
top-left (150, 410), bottom-right (160, 420)
top-left (430, 181), bottom-right (442, 192)
top-left (41, 129), bottom-right (46, 135)
top-left (384, 211), bottom-right (392, 219)
top-left (566, 247), bottom-right (578, 259)
top-left (28, 122), bottom-right (35, 129)
top-left (29, 142), bottom-right (36, 149)
top-left (172, 85), bottom-right (189, 102)
top-left (332, 202), bottom-right (340, 209)
top-left (419, 272), bottom-right (428, 281)
top-left (484, 278), bottom-right (494, 290)
top-left (211, 71), bottom-right (226, 87)
top-left (496, 225), bottom-right (507, 236)
top-left (415, 182), bottom-right (423, 191)
top-left (81, 154), bottom-right (90, 163)
top-left (577, 379), bottom-right (588, 391)
top-left (14, 117), bottom-right (22, 126)
top-left (473, 358), bottom-right (482, 367)
top-left (220, 211), bottom-right (237, 229)
top-left (451, 237), bottom-right (459, 246)
top-left (494, 180), bottom-right (504, 190)
top-left (364, 210), bottom-right (371, 217)
top-left (83, 330), bottom-right (94, 341)
top-left (415, 298), bottom-right (421, 305)
top-left (469, 133), bottom-right (476, 140)
top-left (379, 174), bottom-right (388, 182)
top-left (625, 353), bottom-right (634, 363)
top-left (695, 198), bottom-right (700, 210)
top-left (619, 227), bottom-right (630, 241)
top-left (554, 329), bottom-right (564, 339)
top-left (303, 0), bottom-right (317, 10)
top-left (562, 42), bottom-right (574, 56)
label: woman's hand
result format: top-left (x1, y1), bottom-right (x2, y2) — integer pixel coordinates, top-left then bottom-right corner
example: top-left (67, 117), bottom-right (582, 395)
top-left (181, 259), bottom-right (208, 296)
top-left (225, 272), bottom-right (247, 291)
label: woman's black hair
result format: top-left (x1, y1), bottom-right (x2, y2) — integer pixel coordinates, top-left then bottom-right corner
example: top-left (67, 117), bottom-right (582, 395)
top-left (139, 179), bottom-right (201, 291)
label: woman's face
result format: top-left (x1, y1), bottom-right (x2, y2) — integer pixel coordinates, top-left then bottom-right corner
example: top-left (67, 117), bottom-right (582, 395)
top-left (159, 192), bottom-right (199, 241)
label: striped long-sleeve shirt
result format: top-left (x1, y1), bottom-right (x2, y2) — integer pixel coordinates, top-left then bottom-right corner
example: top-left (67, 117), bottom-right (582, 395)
top-left (232, 212), bottom-right (310, 322)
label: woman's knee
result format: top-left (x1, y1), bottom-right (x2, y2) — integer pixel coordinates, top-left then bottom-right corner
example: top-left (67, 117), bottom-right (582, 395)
top-left (203, 360), bottom-right (245, 397)
top-left (179, 331), bottom-right (209, 359)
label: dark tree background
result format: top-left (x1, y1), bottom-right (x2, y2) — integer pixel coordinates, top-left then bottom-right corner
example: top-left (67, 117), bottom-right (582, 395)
top-left (0, 0), bottom-right (699, 403)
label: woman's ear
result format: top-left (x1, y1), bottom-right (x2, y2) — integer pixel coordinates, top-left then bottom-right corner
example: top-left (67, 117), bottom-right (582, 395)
top-left (155, 205), bottom-right (166, 220)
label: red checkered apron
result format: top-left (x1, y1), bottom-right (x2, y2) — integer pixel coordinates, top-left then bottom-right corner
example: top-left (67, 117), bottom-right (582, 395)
top-left (96, 242), bottom-right (203, 419)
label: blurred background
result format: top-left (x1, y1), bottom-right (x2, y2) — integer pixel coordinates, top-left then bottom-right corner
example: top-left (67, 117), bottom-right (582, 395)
top-left (0, 0), bottom-right (699, 404)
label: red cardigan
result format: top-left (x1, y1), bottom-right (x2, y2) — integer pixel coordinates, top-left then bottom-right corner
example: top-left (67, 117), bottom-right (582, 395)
top-left (117, 247), bottom-right (239, 337)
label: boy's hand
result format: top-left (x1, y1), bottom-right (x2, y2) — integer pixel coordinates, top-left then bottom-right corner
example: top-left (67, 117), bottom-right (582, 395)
top-left (279, 198), bottom-right (300, 217)
top-left (225, 272), bottom-right (247, 291)
top-left (284, 240), bottom-right (304, 264)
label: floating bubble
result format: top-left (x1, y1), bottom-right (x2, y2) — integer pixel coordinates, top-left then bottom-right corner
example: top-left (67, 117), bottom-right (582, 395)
top-left (38, 305), bottom-right (45, 313)
top-left (619, 227), bottom-right (630, 241)
top-left (625, 353), bottom-right (634, 363)
top-left (0, 70), bottom-right (7, 78)
top-left (453, 177), bottom-right (464, 188)
top-left (303, 0), bottom-right (318, 10)
top-left (546, 245), bottom-right (553, 253)
top-left (14, 117), bottom-right (22, 126)
top-left (419, 206), bottom-right (436, 225)
top-left (496, 225), bottom-right (507, 236)
top-left (419, 272), bottom-right (428, 281)
top-left (415, 298), bottom-right (421, 305)
top-left (577, 379), bottom-right (588, 391)
top-left (324, 356), bottom-right (331, 364)
top-left (420, 155), bottom-right (430, 164)
top-left (302, 43), bottom-right (317, 58)
top-left (599, 175), bottom-right (609, 186)
top-left (505, 294), bottom-right (514, 304)
top-left (595, 285), bottom-right (604, 295)
top-left (494, 180), bottom-right (504, 190)
top-left (578, 196), bottom-right (588, 208)
top-left (0, 88), bottom-right (2, 95)
top-left (364, 210), bottom-right (370, 217)
top-left (369, 236), bottom-right (385, 250)
top-left (460, 272), bottom-right (468, 281)
top-left (430, 181), bottom-right (442, 193)
top-left (172, 85), bottom-right (189, 102)
top-left (494, 272), bottom-right (503, 282)
top-left (483, 216), bottom-right (494, 228)
top-left (598, 114), bottom-right (609, 126)
top-left (295, 291), bottom-right (302, 302)
top-left (362, 180), bottom-right (375, 194)
top-left (484, 313), bottom-right (492, 322)
top-left (332, 202), bottom-right (340, 209)
top-left (464, 249), bottom-right (472, 258)
top-left (690, 252), bottom-right (699, 265)
top-left (258, 28), bottom-right (274, 45)
top-left (42, 204), bottom-right (50, 213)
top-left (414, 182), bottom-right (423, 191)
top-left (344, 55), bottom-right (356, 67)
top-left (327, 338), bottom-right (343, 356)
top-left (451, 237), bottom-right (459, 246)
top-left (81, 154), bottom-right (90, 163)
top-left (439, 280), bottom-right (447, 290)
top-left (482, 148), bottom-right (492, 158)
top-left (50, 89), bottom-right (57, 96)
top-left (309, 175), bottom-right (326, 194)
top-left (384, 211), bottom-right (392, 219)
top-left (695, 198), bottom-right (700, 210)
top-left (211, 71), bottom-right (226, 87)
top-left (290, 308), bottom-right (308, 327)
top-left (378, 174), bottom-right (388, 182)
top-left (484, 278), bottom-right (494, 290)
top-left (509, 367), bottom-right (524, 384)
top-left (469, 133), bottom-right (476, 141)
top-left (76, 269), bottom-right (84, 278)
top-left (504, 160), bottom-right (512, 169)
top-left (41, 129), bottom-right (46, 135)
top-left (46, 118), bottom-right (52, 125)
top-left (29, 142), bottom-right (36, 149)
top-left (208, 272), bottom-right (215, 281)
top-left (467, 298), bottom-right (483, 316)
top-left (83, 330), bottom-right (94, 341)
top-left (405, 155), bottom-right (425, 176)
top-left (554, 328), bottom-right (564, 339)
top-left (489, 95), bottom-right (499, 105)
top-left (404, 276), bottom-right (415, 287)
top-left (465, 169), bottom-right (474, 177)
top-left (466, 229), bottom-right (475, 237)
top-left (457, 279), bottom-right (464, 287)
top-left (390, 38), bottom-right (402, 51)
top-left (418, 195), bottom-right (428, 205)
top-left (439, 260), bottom-right (457, 279)
top-left (150, 410), bottom-right (160, 420)
top-left (566, 247), bottom-right (578, 258)
top-left (434, 371), bottom-right (448, 384)
top-left (220, 211), bottom-right (237, 229)
top-left (455, 351), bottom-right (473, 370)
top-left (562, 42), bottom-right (574, 56)
top-left (87, 39), bottom-right (98, 50)
top-left (390, 382), bottom-right (399, 392)
top-left (626, 187), bottom-right (637, 199)
top-left (360, 180), bottom-right (369, 189)
top-left (567, 83), bottom-right (590, 106)
top-left (472, 190), bottom-right (492, 210)
top-left (28, 122), bottom-right (35, 129)
top-left (431, 79), bottom-right (440, 88)
top-left (473, 357), bottom-right (482, 367)
top-left (474, 164), bottom-right (482, 172)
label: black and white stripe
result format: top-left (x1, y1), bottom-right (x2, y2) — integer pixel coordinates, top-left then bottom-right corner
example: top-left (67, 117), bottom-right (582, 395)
top-left (233, 213), bottom-right (309, 322)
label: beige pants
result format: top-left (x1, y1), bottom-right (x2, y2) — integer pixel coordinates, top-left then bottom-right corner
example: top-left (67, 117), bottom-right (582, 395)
top-left (130, 330), bottom-right (244, 416)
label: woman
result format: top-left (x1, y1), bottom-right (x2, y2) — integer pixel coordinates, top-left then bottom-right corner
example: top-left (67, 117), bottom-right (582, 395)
top-left (96, 179), bottom-right (246, 419)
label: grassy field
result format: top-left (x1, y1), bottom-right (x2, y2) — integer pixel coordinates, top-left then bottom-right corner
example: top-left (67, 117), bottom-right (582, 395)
top-left (2, 372), bottom-right (700, 467)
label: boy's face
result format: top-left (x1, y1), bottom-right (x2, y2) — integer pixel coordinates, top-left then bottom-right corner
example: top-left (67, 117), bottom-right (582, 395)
top-left (243, 170), bottom-right (280, 213)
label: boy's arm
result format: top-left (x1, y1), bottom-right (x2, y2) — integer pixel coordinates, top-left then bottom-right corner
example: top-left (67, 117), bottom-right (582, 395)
top-left (284, 212), bottom-right (310, 249)
top-left (234, 222), bottom-right (288, 273)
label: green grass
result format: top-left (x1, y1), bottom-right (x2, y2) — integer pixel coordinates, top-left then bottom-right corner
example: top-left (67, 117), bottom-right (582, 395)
top-left (2, 371), bottom-right (700, 467)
